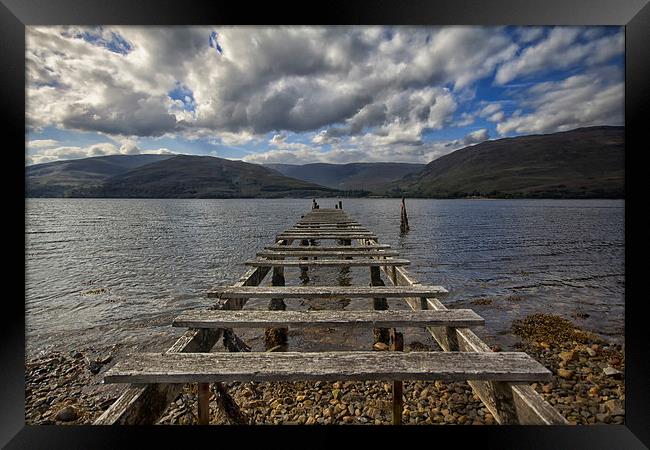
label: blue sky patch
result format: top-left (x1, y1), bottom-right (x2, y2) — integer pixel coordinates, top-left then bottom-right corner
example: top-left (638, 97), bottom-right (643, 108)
top-left (65, 27), bottom-right (133, 55)
top-left (168, 82), bottom-right (196, 112)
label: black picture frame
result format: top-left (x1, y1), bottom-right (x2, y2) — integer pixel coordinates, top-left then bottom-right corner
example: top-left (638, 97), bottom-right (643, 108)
top-left (3, 0), bottom-right (647, 448)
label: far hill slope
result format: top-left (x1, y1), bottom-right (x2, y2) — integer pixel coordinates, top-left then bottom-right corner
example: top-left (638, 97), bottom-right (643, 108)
top-left (26, 154), bottom-right (174, 197)
top-left (73, 154), bottom-right (339, 198)
top-left (388, 126), bottom-right (624, 198)
top-left (265, 162), bottom-right (425, 191)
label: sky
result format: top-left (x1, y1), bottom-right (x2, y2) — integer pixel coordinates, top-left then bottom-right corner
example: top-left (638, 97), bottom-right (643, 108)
top-left (25, 26), bottom-right (624, 166)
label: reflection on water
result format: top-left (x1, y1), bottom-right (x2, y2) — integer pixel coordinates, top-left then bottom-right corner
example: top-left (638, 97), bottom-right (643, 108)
top-left (25, 198), bottom-right (624, 357)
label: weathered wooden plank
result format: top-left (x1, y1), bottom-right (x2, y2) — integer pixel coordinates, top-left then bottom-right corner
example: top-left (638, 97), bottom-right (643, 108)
top-left (299, 222), bottom-right (354, 224)
top-left (257, 250), bottom-right (399, 258)
top-left (294, 224), bottom-right (362, 228)
top-left (367, 247), bottom-right (568, 425)
top-left (299, 217), bottom-right (351, 220)
top-left (280, 230), bottom-right (375, 235)
top-left (172, 309), bottom-right (485, 329)
top-left (93, 382), bottom-right (185, 425)
top-left (207, 285), bottom-right (448, 299)
top-left (245, 258), bottom-right (410, 267)
top-left (298, 221), bottom-right (359, 225)
top-left (283, 232), bottom-right (374, 237)
top-left (303, 209), bottom-right (344, 212)
top-left (299, 216), bottom-right (355, 220)
top-left (265, 244), bottom-right (391, 251)
top-left (291, 229), bottom-right (366, 232)
top-left (104, 351), bottom-right (552, 384)
top-left (293, 224), bottom-right (364, 227)
top-left (277, 234), bottom-right (378, 240)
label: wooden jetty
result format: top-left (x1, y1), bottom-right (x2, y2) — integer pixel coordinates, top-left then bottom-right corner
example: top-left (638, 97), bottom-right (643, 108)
top-left (97, 207), bottom-right (567, 425)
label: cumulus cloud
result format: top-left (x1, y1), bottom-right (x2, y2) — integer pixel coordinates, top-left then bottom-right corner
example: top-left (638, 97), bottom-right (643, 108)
top-left (496, 67), bottom-right (623, 135)
top-left (26, 139), bottom-right (174, 165)
top-left (244, 128), bottom-right (489, 165)
top-left (515, 27), bottom-right (545, 43)
top-left (477, 103), bottom-right (506, 123)
top-left (27, 139), bottom-right (59, 149)
top-left (27, 26), bottom-right (517, 143)
top-left (463, 128), bottom-right (489, 144)
top-left (495, 27), bottom-right (623, 85)
top-left (210, 131), bottom-right (258, 146)
top-left (26, 25), bottom-right (624, 164)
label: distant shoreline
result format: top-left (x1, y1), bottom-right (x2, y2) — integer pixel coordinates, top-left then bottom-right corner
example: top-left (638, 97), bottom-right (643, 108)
top-left (25, 196), bottom-right (625, 200)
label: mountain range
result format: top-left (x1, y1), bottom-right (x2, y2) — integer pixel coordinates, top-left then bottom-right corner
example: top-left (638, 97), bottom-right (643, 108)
top-left (26, 154), bottom-right (338, 198)
top-left (25, 126), bottom-right (624, 199)
top-left (265, 162), bottom-right (424, 191)
top-left (387, 126), bottom-right (624, 198)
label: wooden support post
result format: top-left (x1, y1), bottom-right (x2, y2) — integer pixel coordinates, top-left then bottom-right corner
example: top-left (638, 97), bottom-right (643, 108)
top-left (265, 241), bottom-right (288, 350)
top-left (212, 382), bottom-right (250, 425)
top-left (400, 197), bottom-right (410, 233)
top-left (390, 329), bottom-right (404, 425)
top-left (299, 239), bottom-right (310, 283)
top-left (222, 329), bottom-right (251, 352)
top-left (370, 266), bottom-right (390, 345)
top-left (337, 236), bottom-right (352, 286)
top-left (198, 382), bottom-right (210, 425)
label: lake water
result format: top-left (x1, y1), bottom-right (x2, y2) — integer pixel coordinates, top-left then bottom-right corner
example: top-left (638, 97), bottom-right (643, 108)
top-left (25, 198), bottom-right (625, 358)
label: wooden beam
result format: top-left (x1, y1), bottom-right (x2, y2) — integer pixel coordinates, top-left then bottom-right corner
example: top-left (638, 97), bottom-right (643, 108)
top-left (264, 244), bottom-right (391, 251)
top-left (256, 250), bottom-right (400, 258)
top-left (297, 221), bottom-right (359, 225)
top-left (293, 223), bottom-right (365, 227)
top-left (104, 351), bottom-right (552, 384)
top-left (207, 285), bottom-right (449, 299)
top-left (284, 229), bottom-right (373, 235)
top-left (277, 233), bottom-right (377, 239)
top-left (281, 230), bottom-right (373, 234)
top-left (172, 309), bottom-right (485, 329)
top-left (245, 258), bottom-right (409, 267)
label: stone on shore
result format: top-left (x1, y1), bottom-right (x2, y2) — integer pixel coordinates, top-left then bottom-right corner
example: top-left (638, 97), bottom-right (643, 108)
top-left (55, 405), bottom-right (78, 422)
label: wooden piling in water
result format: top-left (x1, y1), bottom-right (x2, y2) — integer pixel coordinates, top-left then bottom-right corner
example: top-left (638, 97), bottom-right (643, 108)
top-left (400, 197), bottom-right (410, 233)
top-left (370, 266), bottom-right (390, 345)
